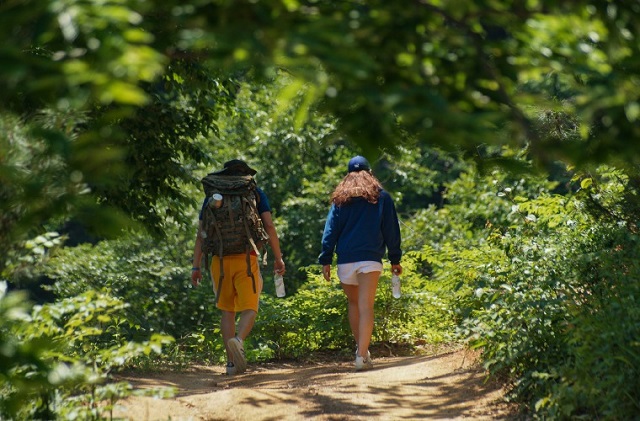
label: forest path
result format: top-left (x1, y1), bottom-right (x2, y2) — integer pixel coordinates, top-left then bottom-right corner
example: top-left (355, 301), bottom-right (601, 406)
top-left (114, 349), bottom-right (516, 420)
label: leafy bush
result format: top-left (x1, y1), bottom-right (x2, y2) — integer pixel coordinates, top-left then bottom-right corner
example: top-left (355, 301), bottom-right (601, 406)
top-left (40, 169), bottom-right (459, 366)
top-left (45, 230), bottom-right (216, 342)
top-left (0, 283), bottom-right (63, 420)
top-left (45, 226), bottom-right (455, 366)
top-left (439, 163), bottom-right (640, 419)
top-left (252, 255), bottom-right (456, 360)
top-left (0, 283), bottom-right (173, 420)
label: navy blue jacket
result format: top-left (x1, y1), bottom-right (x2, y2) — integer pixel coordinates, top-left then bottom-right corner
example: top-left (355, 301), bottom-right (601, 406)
top-left (318, 190), bottom-right (402, 265)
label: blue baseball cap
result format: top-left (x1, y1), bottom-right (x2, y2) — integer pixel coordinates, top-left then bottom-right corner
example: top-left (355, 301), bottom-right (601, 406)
top-left (348, 155), bottom-right (371, 173)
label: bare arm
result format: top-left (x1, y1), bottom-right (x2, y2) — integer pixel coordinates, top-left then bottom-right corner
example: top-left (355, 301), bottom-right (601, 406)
top-left (191, 221), bottom-right (203, 286)
top-left (260, 211), bottom-right (285, 275)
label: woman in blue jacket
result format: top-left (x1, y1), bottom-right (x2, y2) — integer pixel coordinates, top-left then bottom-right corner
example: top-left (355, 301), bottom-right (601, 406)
top-left (319, 156), bottom-right (402, 371)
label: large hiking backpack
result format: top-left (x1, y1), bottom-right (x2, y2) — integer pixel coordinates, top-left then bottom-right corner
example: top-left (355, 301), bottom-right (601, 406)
top-left (200, 174), bottom-right (269, 299)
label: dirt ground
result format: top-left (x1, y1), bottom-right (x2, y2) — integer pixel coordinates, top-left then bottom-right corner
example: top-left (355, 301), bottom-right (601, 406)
top-left (113, 348), bottom-right (517, 421)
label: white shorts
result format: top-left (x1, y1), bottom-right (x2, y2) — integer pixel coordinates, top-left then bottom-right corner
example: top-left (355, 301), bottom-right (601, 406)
top-left (337, 261), bottom-right (383, 285)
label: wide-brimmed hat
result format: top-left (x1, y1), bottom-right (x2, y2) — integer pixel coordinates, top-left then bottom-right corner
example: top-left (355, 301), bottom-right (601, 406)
top-left (348, 155), bottom-right (371, 173)
top-left (213, 159), bottom-right (257, 176)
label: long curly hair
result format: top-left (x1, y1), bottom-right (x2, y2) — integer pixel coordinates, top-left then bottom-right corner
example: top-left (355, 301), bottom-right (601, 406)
top-left (331, 170), bottom-right (383, 206)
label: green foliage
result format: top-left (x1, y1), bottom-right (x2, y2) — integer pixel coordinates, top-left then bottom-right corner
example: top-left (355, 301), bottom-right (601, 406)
top-left (1, 0), bottom-right (165, 113)
top-left (0, 112), bottom-right (121, 275)
top-left (93, 61), bottom-right (237, 236)
top-left (375, 257), bottom-right (456, 345)
top-left (195, 75), bottom-right (465, 292)
top-left (44, 230), bottom-right (216, 344)
top-left (0, 283), bottom-right (174, 420)
top-left (128, 0), bottom-right (640, 165)
top-left (4, 0), bottom-right (640, 248)
top-left (254, 276), bottom-right (351, 359)
top-left (3, 2), bottom-right (640, 419)
top-left (44, 232), bottom-right (454, 364)
top-left (0, 283), bottom-right (62, 419)
top-left (0, 27), bottom-right (235, 249)
top-left (252, 256), bottom-right (456, 360)
top-left (42, 224), bottom-right (232, 368)
top-left (434, 161), bottom-right (640, 419)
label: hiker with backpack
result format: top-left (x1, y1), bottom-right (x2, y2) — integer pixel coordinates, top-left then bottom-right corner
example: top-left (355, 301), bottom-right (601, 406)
top-left (318, 156), bottom-right (402, 371)
top-left (191, 159), bottom-right (285, 375)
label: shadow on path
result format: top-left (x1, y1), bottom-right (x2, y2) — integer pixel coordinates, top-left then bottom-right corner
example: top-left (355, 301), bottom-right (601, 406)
top-left (116, 350), bottom-right (516, 420)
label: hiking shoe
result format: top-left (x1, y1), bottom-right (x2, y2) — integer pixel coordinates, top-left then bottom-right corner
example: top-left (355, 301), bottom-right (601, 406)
top-left (226, 362), bottom-right (237, 376)
top-left (355, 352), bottom-right (373, 371)
top-left (227, 337), bottom-right (247, 373)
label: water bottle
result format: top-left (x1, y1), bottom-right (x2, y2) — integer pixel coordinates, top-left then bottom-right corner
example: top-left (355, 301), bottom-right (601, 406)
top-left (274, 273), bottom-right (286, 298)
top-left (391, 274), bottom-right (401, 299)
top-left (211, 193), bottom-right (223, 209)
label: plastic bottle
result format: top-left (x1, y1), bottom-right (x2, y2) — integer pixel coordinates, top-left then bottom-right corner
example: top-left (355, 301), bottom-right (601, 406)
top-left (391, 274), bottom-right (401, 299)
top-left (274, 273), bottom-right (286, 298)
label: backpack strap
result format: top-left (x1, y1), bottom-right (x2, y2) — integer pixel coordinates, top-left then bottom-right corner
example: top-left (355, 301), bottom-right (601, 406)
top-left (244, 195), bottom-right (269, 266)
top-left (215, 255), bottom-right (224, 303)
top-left (245, 245), bottom-right (257, 294)
top-left (241, 197), bottom-right (262, 256)
top-left (240, 197), bottom-right (262, 293)
top-left (206, 206), bottom-right (225, 304)
top-left (252, 186), bottom-right (268, 266)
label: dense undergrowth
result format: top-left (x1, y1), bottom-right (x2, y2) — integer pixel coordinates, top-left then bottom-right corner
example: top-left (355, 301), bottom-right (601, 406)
top-left (4, 159), bottom-right (639, 420)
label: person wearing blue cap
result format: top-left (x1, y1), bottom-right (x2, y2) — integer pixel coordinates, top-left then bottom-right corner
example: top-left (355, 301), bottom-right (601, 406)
top-left (318, 155), bottom-right (403, 371)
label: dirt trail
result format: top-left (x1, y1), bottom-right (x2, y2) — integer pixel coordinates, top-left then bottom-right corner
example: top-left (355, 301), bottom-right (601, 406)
top-left (114, 349), bottom-right (515, 420)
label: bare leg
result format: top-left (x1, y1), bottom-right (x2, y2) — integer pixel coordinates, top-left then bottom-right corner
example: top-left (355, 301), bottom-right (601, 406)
top-left (236, 309), bottom-right (257, 341)
top-left (221, 310), bottom-right (236, 362)
top-left (341, 284), bottom-right (360, 349)
top-left (356, 271), bottom-right (380, 358)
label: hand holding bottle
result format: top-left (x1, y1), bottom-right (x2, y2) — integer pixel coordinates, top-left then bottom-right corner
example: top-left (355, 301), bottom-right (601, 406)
top-left (274, 272), bottom-right (286, 297)
top-left (391, 265), bottom-right (402, 299)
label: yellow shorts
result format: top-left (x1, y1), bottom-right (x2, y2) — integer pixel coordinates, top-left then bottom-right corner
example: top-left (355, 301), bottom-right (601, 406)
top-left (210, 254), bottom-right (263, 312)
